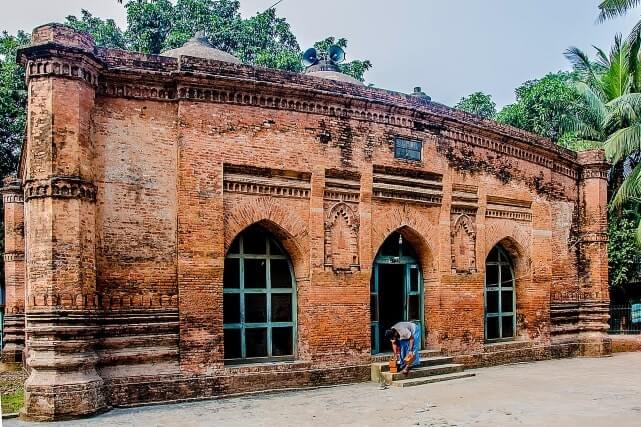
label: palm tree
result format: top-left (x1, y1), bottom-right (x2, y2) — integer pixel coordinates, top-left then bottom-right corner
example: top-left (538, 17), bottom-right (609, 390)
top-left (603, 94), bottom-right (641, 220)
top-left (563, 34), bottom-right (640, 149)
top-left (564, 32), bottom-right (641, 241)
top-left (599, 0), bottom-right (641, 21)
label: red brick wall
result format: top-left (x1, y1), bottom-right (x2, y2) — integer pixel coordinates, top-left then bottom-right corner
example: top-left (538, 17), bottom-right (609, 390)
top-left (86, 95), bottom-right (593, 368)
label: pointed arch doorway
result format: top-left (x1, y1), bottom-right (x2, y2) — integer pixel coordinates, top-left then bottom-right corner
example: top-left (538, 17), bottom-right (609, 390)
top-left (370, 231), bottom-right (424, 354)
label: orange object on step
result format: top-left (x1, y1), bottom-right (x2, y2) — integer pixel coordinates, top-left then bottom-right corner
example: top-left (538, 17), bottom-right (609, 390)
top-left (388, 357), bottom-right (398, 373)
top-left (404, 352), bottom-right (416, 366)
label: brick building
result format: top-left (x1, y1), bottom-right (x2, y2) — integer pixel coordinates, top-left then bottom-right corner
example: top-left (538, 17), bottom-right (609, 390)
top-left (2, 25), bottom-right (611, 420)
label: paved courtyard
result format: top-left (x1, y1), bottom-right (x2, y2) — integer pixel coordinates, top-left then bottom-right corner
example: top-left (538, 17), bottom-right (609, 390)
top-left (7, 353), bottom-right (641, 427)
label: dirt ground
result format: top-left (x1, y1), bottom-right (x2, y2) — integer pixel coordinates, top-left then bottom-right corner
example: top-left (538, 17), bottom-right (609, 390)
top-left (7, 353), bottom-right (641, 426)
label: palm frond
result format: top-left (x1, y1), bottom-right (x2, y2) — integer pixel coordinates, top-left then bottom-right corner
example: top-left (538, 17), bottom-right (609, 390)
top-left (598, 0), bottom-right (641, 22)
top-left (575, 81), bottom-right (609, 123)
top-left (601, 33), bottom-right (632, 99)
top-left (611, 161), bottom-right (641, 208)
top-left (604, 122), bottom-right (641, 164)
top-left (593, 45), bottom-right (611, 70)
top-left (565, 47), bottom-right (601, 85)
top-left (628, 25), bottom-right (641, 90)
top-left (607, 92), bottom-right (641, 113)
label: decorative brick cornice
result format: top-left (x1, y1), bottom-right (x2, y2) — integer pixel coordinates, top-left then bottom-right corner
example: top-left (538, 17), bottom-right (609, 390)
top-left (551, 291), bottom-right (607, 302)
top-left (1, 177), bottom-right (23, 203)
top-left (4, 252), bottom-right (25, 262)
top-left (485, 195), bottom-right (533, 222)
top-left (223, 164), bottom-right (311, 200)
top-left (486, 210), bottom-right (533, 222)
top-left (25, 56), bottom-right (100, 87)
top-left (578, 232), bottom-right (608, 244)
top-left (2, 193), bottom-right (23, 204)
top-left (27, 292), bottom-right (179, 311)
top-left (99, 80), bottom-right (175, 100)
top-left (373, 166), bottom-right (443, 206)
top-left (24, 177), bottom-right (97, 202)
top-left (580, 167), bottom-right (609, 180)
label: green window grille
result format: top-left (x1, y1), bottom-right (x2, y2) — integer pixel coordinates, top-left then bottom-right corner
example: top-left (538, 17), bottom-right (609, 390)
top-left (223, 225), bottom-right (296, 363)
top-left (394, 138), bottom-right (422, 161)
top-left (485, 245), bottom-right (516, 341)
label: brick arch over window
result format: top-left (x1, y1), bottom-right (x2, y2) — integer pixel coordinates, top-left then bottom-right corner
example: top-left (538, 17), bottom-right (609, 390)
top-left (225, 197), bottom-right (309, 279)
top-left (484, 222), bottom-right (531, 276)
top-left (484, 229), bottom-right (536, 340)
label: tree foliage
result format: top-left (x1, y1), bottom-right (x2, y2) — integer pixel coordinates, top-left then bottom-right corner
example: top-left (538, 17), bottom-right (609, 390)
top-left (495, 72), bottom-right (587, 142)
top-left (0, 31), bottom-right (29, 293)
top-left (454, 92), bottom-right (496, 119)
top-left (0, 31), bottom-right (29, 179)
top-left (66, 1), bottom-right (371, 80)
top-left (65, 10), bottom-right (126, 49)
top-left (609, 206), bottom-right (641, 289)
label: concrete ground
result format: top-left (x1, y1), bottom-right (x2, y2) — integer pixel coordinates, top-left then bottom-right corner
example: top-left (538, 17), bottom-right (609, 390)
top-left (8, 353), bottom-right (641, 427)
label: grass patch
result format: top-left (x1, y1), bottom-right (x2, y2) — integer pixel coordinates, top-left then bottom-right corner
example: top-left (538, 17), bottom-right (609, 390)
top-left (1, 364), bottom-right (26, 414)
top-left (1, 389), bottom-right (24, 414)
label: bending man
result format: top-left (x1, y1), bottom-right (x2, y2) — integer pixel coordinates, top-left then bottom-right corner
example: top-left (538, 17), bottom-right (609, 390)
top-left (385, 321), bottom-right (421, 374)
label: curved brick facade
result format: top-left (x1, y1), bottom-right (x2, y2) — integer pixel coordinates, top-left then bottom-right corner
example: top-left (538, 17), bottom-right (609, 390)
top-left (1, 24), bottom-right (611, 420)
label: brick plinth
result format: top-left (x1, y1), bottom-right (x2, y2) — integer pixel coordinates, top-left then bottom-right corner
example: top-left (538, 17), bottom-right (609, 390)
top-left (2, 314), bottom-right (25, 363)
top-left (22, 312), bottom-right (107, 421)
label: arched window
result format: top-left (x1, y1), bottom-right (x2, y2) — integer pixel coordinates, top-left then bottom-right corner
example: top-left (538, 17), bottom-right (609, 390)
top-left (485, 245), bottom-right (515, 341)
top-left (223, 225), bottom-right (296, 362)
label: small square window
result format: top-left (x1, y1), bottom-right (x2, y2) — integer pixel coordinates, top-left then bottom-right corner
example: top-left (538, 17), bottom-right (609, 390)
top-left (394, 138), bottom-right (422, 161)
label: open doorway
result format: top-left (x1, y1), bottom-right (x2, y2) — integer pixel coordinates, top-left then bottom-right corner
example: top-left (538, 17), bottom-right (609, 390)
top-left (370, 231), bottom-right (423, 354)
top-left (377, 264), bottom-right (405, 353)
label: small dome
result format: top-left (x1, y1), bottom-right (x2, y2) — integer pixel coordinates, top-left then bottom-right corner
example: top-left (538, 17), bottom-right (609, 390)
top-left (305, 70), bottom-right (364, 86)
top-left (162, 31), bottom-right (241, 64)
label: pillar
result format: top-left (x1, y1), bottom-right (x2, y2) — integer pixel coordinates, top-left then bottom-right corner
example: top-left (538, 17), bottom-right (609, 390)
top-left (576, 149), bottom-right (611, 356)
top-left (1, 176), bottom-right (26, 363)
top-left (17, 24), bottom-right (106, 420)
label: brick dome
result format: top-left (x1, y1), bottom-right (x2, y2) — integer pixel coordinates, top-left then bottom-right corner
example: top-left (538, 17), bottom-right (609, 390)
top-left (162, 32), bottom-right (241, 64)
top-left (305, 70), bottom-right (364, 86)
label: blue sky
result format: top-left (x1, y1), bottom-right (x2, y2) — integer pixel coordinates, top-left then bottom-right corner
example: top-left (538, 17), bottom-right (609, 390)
top-left (2, 1), bottom-right (639, 107)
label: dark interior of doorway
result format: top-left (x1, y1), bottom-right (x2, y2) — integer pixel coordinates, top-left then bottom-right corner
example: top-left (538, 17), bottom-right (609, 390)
top-left (378, 263), bottom-right (405, 353)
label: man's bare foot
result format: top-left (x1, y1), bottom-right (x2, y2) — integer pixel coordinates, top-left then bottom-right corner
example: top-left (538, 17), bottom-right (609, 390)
top-left (401, 367), bottom-right (410, 375)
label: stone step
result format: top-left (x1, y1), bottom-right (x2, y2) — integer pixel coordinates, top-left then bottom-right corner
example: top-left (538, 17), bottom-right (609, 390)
top-left (371, 349), bottom-right (441, 363)
top-left (391, 372), bottom-right (476, 388)
top-left (373, 356), bottom-right (454, 373)
top-left (382, 363), bottom-right (464, 382)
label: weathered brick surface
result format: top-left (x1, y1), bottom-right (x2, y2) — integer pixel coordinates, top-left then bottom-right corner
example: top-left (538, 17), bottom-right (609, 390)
top-left (2, 24), bottom-right (612, 420)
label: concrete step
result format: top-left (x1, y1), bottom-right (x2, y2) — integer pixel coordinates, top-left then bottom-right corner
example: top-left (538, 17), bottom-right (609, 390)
top-left (382, 363), bottom-right (464, 382)
top-left (391, 371), bottom-right (476, 388)
top-left (371, 349), bottom-right (441, 363)
top-left (373, 356), bottom-right (454, 373)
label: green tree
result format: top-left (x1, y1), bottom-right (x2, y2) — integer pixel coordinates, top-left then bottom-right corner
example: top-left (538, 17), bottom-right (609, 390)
top-left (454, 92), bottom-right (496, 119)
top-left (124, 0), bottom-right (174, 54)
top-left (496, 72), bottom-right (586, 142)
top-left (0, 30), bottom-right (29, 296)
top-left (609, 206), bottom-right (641, 291)
top-left (65, 10), bottom-right (127, 49)
top-left (110, 1), bottom-right (371, 79)
top-left (0, 31), bottom-right (28, 179)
